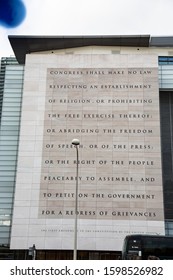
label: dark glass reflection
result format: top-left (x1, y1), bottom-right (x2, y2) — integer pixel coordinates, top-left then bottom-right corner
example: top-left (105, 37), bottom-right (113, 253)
top-left (160, 92), bottom-right (173, 219)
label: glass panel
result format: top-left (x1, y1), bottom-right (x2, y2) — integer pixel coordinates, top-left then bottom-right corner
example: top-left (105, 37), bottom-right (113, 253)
top-left (0, 209), bottom-right (12, 215)
top-left (0, 193), bottom-right (13, 198)
top-left (0, 237), bottom-right (10, 244)
top-left (0, 198), bottom-right (14, 204)
top-left (4, 84), bottom-right (23, 89)
top-left (0, 204), bottom-right (13, 209)
top-left (1, 121), bottom-right (20, 125)
top-left (159, 57), bottom-right (173, 65)
top-left (0, 146), bottom-right (18, 151)
top-left (0, 181), bottom-right (14, 187)
top-left (2, 107), bottom-right (21, 112)
top-left (2, 103), bottom-right (21, 107)
top-left (0, 177), bottom-right (15, 182)
top-left (6, 65), bottom-right (24, 71)
top-left (0, 137), bottom-right (19, 141)
top-left (5, 74), bottom-right (24, 79)
top-left (2, 97), bottom-right (22, 103)
top-left (0, 220), bottom-right (11, 226)
top-left (1, 116), bottom-right (20, 121)
top-left (160, 83), bottom-right (173, 88)
top-left (0, 232), bottom-right (10, 238)
top-left (3, 89), bottom-right (22, 93)
top-left (161, 70), bottom-right (173, 75)
top-left (0, 186), bottom-right (14, 191)
top-left (0, 141), bottom-right (18, 146)
top-left (0, 151), bottom-right (17, 156)
top-left (0, 126), bottom-right (20, 130)
top-left (160, 79), bottom-right (173, 83)
top-left (160, 92), bottom-right (173, 220)
top-left (1, 112), bottom-right (21, 116)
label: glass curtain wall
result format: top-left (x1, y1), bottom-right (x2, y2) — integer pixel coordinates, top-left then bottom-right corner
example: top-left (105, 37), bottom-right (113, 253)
top-left (0, 58), bottom-right (24, 247)
top-left (159, 57), bottom-right (173, 236)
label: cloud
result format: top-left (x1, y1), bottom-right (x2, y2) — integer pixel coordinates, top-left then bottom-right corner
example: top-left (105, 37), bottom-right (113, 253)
top-left (0, 0), bottom-right (26, 28)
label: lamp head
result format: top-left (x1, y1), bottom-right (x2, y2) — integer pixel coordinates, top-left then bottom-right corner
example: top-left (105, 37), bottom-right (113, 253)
top-left (72, 139), bottom-right (80, 146)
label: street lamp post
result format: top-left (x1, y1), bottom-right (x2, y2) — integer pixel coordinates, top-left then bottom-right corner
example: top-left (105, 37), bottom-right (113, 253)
top-left (72, 138), bottom-right (80, 260)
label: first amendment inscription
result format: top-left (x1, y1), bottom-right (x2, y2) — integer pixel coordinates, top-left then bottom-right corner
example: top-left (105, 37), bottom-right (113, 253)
top-left (39, 67), bottom-right (163, 221)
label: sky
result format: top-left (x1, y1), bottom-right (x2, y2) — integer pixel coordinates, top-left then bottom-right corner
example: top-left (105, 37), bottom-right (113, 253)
top-left (1, 0), bottom-right (173, 58)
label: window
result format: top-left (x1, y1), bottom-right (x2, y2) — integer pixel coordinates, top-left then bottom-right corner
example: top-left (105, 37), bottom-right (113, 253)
top-left (159, 57), bottom-right (173, 65)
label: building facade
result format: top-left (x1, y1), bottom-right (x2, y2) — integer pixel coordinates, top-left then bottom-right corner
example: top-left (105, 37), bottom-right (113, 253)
top-left (0, 35), bottom-right (173, 259)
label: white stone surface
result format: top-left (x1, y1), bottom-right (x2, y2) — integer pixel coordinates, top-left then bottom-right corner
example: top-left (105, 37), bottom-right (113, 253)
top-left (10, 53), bottom-right (165, 250)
